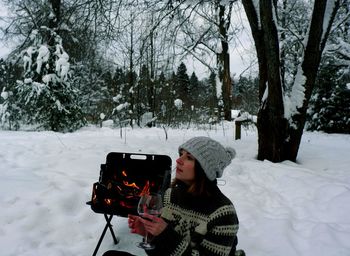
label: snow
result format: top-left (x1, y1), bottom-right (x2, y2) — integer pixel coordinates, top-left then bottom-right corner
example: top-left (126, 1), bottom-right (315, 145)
top-left (261, 84), bottom-right (268, 106)
top-left (113, 95), bottom-right (123, 103)
top-left (231, 109), bottom-right (241, 119)
top-left (252, 0), bottom-right (261, 28)
top-left (0, 125), bottom-right (349, 256)
top-left (284, 67), bottom-right (307, 128)
top-left (55, 48), bottom-right (70, 81)
top-left (216, 74), bottom-right (222, 99)
top-left (23, 47), bottom-right (34, 72)
top-left (115, 103), bottom-right (129, 112)
top-left (1, 90), bottom-right (9, 100)
top-left (322, 0), bottom-right (336, 43)
top-left (174, 99), bottom-right (183, 110)
top-left (36, 45), bottom-right (50, 74)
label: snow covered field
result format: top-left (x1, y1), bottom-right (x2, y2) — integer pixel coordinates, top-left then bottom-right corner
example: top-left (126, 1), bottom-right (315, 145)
top-left (0, 123), bottom-right (349, 256)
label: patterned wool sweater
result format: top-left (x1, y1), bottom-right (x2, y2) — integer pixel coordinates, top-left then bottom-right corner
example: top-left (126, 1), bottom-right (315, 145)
top-left (146, 181), bottom-right (239, 256)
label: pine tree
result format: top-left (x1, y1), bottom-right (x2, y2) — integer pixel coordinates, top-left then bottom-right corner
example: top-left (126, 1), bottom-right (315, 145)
top-left (307, 62), bottom-right (350, 134)
top-left (175, 62), bottom-right (190, 108)
top-left (207, 71), bottom-right (219, 120)
top-left (0, 59), bottom-right (22, 130)
top-left (189, 71), bottom-right (199, 107)
top-left (16, 26), bottom-right (84, 132)
top-left (235, 76), bottom-right (259, 115)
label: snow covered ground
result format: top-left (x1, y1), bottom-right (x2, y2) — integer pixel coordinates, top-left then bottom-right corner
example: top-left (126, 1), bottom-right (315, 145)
top-left (0, 123), bottom-right (349, 256)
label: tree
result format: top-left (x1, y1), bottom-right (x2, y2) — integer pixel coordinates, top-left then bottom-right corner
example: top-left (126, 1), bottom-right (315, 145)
top-left (207, 71), bottom-right (219, 119)
top-left (1, 0), bottom-right (124, 129)
top-left (242, 0), bottom-right (342, 162)
top-left (189, 71), bottom-right (200, 107)
top-left (306, 1), bottom-right (350, 134)
top-left (307, 60), bottom-right (350, 133)
top-left (138, 0), bottom-right (240, 121)
top-left (15, 0), bottom-right (84, 131)
top-left (234, 75), bottom-right (259, 115)
top-left (136, 64), bottom-right (152, 126)
top-left (175, 62), bottom-right (190, 109)
top-left (0, 59), bottom-right (22, 130)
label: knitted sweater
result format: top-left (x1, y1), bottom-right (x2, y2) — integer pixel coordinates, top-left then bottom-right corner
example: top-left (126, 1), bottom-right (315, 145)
top-left (146, 181), bottom-right (239, 256)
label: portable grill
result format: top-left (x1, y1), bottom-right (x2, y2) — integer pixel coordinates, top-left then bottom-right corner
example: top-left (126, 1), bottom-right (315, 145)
top-left (87, 152), bottom-right (172, 256)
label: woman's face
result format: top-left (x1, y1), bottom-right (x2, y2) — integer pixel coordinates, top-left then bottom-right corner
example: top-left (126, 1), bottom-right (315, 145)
top-left (176, 150), bottom-right (196, 184)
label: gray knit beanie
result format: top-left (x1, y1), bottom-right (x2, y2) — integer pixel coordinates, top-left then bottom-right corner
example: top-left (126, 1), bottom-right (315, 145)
top-left (178, 136), bottom-right (236, 181)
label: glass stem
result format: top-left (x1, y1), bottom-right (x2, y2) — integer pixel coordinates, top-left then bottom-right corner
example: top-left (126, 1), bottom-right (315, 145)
top-left (145, 232), bottom-right (149, 243)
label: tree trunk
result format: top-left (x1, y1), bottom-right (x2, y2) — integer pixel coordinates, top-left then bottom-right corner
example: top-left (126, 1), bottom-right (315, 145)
top-left (218, 4), bottom-right (233, 121)
top-left (285, 0), bottom-right (340, 161)
top-left (259, 0), bottom-right (288, 162)
top-left (49, 0), bottom-right (60, 29)
top-left (129, 17), bottom-right (135, 127)
top-left (243, 0), bottom-right (340, 162)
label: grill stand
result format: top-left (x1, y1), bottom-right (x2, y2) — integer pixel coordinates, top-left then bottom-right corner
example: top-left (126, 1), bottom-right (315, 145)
top-left (91, 213), bottom-right (119, 256)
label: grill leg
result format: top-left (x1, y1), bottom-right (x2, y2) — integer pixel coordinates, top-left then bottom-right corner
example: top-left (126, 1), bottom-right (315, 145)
top-left (92, 214), bottom-right (119, 256)
top-left (104, 214), bottom-right (119, 244)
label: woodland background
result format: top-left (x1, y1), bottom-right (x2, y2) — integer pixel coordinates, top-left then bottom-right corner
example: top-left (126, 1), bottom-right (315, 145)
top-left (0, 0), bottom-right (349, 161)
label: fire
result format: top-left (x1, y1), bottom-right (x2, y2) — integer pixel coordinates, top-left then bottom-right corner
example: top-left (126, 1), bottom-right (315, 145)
top-left (139, 180), bottom-right (150, 196)
top-left (120, 170), bottom-right (150, 195)
top-left (104, 198), bottom-right (112, 205)
top-left (123, 181), bottom-right (140, 189)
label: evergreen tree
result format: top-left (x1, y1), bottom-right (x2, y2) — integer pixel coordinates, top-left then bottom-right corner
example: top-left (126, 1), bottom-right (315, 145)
top-left (155, 71), bottom-right (167, 116)
top-left (112, 69), bottom-right (137, 126)
top-left (207, 71), bottom-right (219, 120)
top-left (0, 59), bottom-right (22, 130)
top-left (156, 71), bottom-right (172, 124)
top-left (96, 69), bottom-right (116, 124)
top-left (167, 71), bottom-right (178, 125)
top-left (189, 71), bottom-right (200, 107)
top-left (16, 25), bottom-right (84, 132)
top-left (134, 64), bottom-right (151, 126)
top-left (235, 76), bottom-right (259, 115)
top-left (307, 62), bottom-right (350, 133)
top-left (175, 62), bottom-right (190, 109)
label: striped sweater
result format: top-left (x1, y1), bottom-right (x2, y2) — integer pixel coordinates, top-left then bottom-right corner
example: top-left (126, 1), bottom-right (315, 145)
top-left (146, 181), bottom-right (239, 256)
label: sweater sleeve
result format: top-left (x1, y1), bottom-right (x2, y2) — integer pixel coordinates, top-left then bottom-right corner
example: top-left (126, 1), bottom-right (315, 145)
top-left (146, 204), bottom-right (239, 256)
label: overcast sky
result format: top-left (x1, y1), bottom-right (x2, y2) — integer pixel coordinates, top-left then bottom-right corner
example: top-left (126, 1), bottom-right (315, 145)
top-left (0, 1), bottom-right (256, 78)
top-left (0, 1), bottom-right (11, 59)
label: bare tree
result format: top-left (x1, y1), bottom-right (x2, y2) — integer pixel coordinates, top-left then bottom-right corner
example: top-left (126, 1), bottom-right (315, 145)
top-left (242, 0), bottom-right (342, 162)
top-left (137, 0), bottom-right (241, 121)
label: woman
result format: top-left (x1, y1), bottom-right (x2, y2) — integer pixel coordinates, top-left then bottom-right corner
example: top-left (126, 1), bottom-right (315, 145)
top-left (103, 136), bottom-right (240, 256)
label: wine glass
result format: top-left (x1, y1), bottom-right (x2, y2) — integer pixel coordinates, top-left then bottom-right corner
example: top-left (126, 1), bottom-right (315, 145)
top-left (137, 193), bottom-right (163, 250)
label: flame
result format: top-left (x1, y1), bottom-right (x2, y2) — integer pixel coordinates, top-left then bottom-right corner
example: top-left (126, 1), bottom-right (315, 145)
top-left (139, 180), bottom-right (150, 196)
top-left (123, 181), bottom-right (140, 189)
top-left (94, 168), bottom-right (154, 210)
top-left (122, 170), bottom-right (127, 177)
top-left (104, 198), bottom-right (112, 205)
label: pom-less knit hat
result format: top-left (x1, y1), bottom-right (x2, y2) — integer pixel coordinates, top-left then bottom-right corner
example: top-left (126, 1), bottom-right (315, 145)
top-left (179, 136), bottom-right (236, 181)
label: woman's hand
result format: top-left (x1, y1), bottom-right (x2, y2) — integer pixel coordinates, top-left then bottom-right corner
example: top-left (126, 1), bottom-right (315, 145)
top-left (139, 213), bottom-right (168, 236)
top-left (128, 214), bottom-right (146, 236)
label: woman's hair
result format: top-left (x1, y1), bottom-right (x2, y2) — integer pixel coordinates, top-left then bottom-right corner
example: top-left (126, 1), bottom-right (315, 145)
top-left (171, 160), bottom-right (215, 196)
